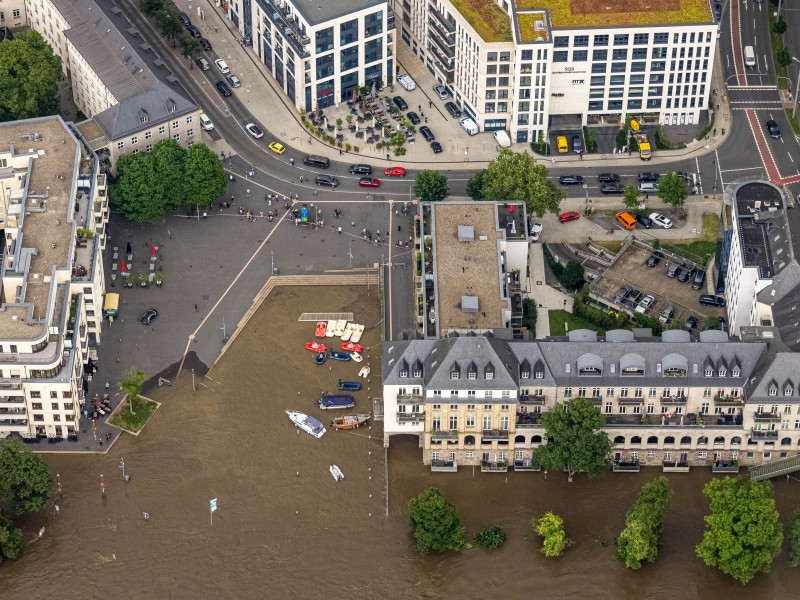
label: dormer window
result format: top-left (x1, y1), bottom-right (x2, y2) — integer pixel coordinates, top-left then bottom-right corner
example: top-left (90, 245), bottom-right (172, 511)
top-left (521, 370), bottom-right (530, 379)
top-left (718, 368), bottom-right (726, 377)
top-left (785, 386), bottom-right (793, 397)
top-left (412, 369), bottom-right (422, 378)
top-left (167, 99), bottom-right (178, 113)
top-left (535, 371), bottom-right (543, 379)
top-left (140, 115), bottom-right (149, 123)
top-left (704, 367), bottom-right (713, 377)
top-left (486, 371), bottom-right (494, 380)
top-left (399, 369), bottom-right (408, 378)
top-left (768, 386), bottom-right (778, 396)
top-left (450, 370), bottom-right (460, 380)
top-left (732, 368), bottom-right (741, 377)
top-left (468, 371), bottom-right (476, 380)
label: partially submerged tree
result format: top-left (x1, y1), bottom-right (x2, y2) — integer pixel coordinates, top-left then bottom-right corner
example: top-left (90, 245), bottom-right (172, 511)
top-left (118, 368), bottom-right (146, 415)
top-left (614, 476), bottom-right (673, 569)
top-left (534, 512), bottom-right (571, 557)
top-left (407, 487), bottom-right (465, 554)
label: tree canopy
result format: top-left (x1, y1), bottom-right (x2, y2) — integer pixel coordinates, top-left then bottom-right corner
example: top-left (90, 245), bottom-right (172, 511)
top-left (119, 368), bottom-right (146, 414)
top-left (695, 477), bottom-right (783, 584)
top-left (181, 36), bottom-right (203, 61)
top-left (0, 30), bottom-right (62, 122)
top-left (614, 476), bottom-right (673, 569)
top-left (657, 172), bottom-right (689, 210)
top-left (534, 512), bottom-right (571, 557)
top-left (407, 487), bottom-right (465, 554)
top-left (622, 184), bottom-right (640, 211)
top-left (480, 149), bottom-right (564, 217)
top-left (111, 140), bottom-right (226, 222)
top-left (788, 506), bottom-right (800, 568)
top-left (414, 170), bottom-right (449, 202)
top-left (532, 397), bottom-right (613, 481)
top-left (466, 170), bottom-right (485, 200)
top-left (0, 437), bottom-right (53, 515)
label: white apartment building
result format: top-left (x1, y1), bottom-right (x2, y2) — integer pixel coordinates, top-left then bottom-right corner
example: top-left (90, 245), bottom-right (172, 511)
top-left (0, 1), bottom-right (26, 29)
top-left (395, 0), bottom-right (717, 142)
top-left (0, 116), bottom-right (109, 441)
top-left (231, 0), bottom-right (396, 111)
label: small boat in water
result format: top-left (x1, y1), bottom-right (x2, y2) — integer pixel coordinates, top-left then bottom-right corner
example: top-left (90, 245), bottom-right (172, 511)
top-left (325, 320), bottom-right (336, 338)
top-left (305, 341), bottom-right (327, 353)
top-left (329, 350), bottom-right (351, 362)
top-left (341, 322), bottom-right (356, 341)
top-left (286, 410), bottom-right (326, 438)
top-left (318, 393), bottom-right (355, 409)
top-left (337, 379), bottom-right (362, 391)
top-left (351, 352), bottom-right (363, 363)
top-left (341, 341), bottom-right (363, 353)
top-left (315, 321), bottom-right (327, 338)
top-left (333, 320), bottom-right (347, 337)
top-left (330, 464), bottom-right (345, 482)
top-left (358, 365), bottom-right (371, 378)
top-left (314, 352), bottom-right (328, 365)
top-left (350, 324), bottom-right (365, 344)
top-left (330, 413), bottom-right (371, 430)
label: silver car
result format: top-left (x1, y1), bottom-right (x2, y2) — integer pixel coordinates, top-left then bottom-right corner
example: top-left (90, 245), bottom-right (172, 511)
top-left (635, 295), bottom-right (655, 314)
top-left (433, 84), bottom-right (450, 99)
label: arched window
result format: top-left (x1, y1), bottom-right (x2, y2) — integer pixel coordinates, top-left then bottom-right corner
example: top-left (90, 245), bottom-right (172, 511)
top-left (631, 436), bottom-right (642, 444)
top-left (531, 435), bottom-right (542, 444)
top-left (781, 437), bottom-right (792, 446)
top-left (464, 435), bottom-right (475, 445)
top-left (515, 435), bottom-right (525, 443)
top-left (714, 436), bottom-right (725, 445)
top-left (647, 436), bottom-right (658, 444)
top-left (614, 436), bottom-right (625, 444)
top-left (697, 436), bottom-right (708, 445)
top-left (731, 436), bottom-right (742, 444)
top-left (680, 436), bottom-right (692, 445)
top-left (664, 436), bottom-right (675, 445)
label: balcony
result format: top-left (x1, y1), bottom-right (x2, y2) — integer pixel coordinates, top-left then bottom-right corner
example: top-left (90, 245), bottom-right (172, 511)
top-left (754, 412), bottom-right (779, 423)
top-left (481, 429), bottom-right (509, 441)
top-left (516, 413), bottom-right (541, 428)
top-left (712, 460), bottom-right (740, 473)
top-left (662, 460), bottom-right (690, 473)
top-left (259, 0), bottom-right (311, 58)
top-left (431, 459), bottom-right (457, 472)
top-left (481, 460), bottom-right (508, 472)
top-left (513, 459), bottom-right (539, 471)
top-left (618, 398), bottom-right (644, 406)
top-left (397, 393), bottom-right (423, 400)
top-left (613, 460), bottom-right (641, 473)
top-left (0, 397), bottom-right (25, 407)
top-left (751, 429), bottom-right (779, 441)
top-left (661, 396), bottom-right (687, 405)
top-left (0, 418), bottom-right (28, 431)
top-left (519, 394), bottom-right (545, 405)
top-left (714, 395), bottom-right (743, 406)
top-left (428, 3), bottom-right (456, 34)
top-left (431, 430), bottom-right (458, 442)
top-left (397, 412), bottom-right (424, 422)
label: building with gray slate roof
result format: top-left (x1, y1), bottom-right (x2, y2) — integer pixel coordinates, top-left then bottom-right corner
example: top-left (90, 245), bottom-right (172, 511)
top-left (382, 329), bottom-right (800, 473)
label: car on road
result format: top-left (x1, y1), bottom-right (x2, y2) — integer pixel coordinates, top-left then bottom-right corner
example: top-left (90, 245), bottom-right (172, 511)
top-left (393, 96), bottom-right (408, 110)
top-left (635, 295), bottom-right (655, 314)
top-left (358, 177), bottom-right (380, 188)
top-left (245, 123), bottom-right (264, 139)
top-left (200, 38), bottom-right (212, 51)
top-left (684, 315), bottom-right (699, 331)
top-left (227, 74), bottom-right (241, 88)
top-left (557, 135), bottom-right (569, 153)
top-left (559, 211), bottom-right (580, 223)
top-left (315, 174), bottom-right (339, 188)
top-left (141, 308), bottom-right (158, 325)
top-left (559, 175), bottom-right (584, 185)
top-left (406, 112), bottom-right (421, 125)
top-left (215, 81), bottom-right (232, 97)
top-left (268, 141), bottom-right (285, 154)
top-left (529, 222), bottom-right (543, 242)
top-left (765, 119), bottom-right (781, 139)
top-left (692, 269), bottom-right (706, 290)
top-left (649, 212), bottom-right (673, 228)
top-left (187, 24), bottom-right (201, 39)
top-left (635, 214), bottom-right (653, 228)
top-left (214, 59), bottom-right (230, 74)
top-left (384, 166), bottom-right (406, 177)
top-left (659, 305), bottom-right (674, 325)
top-left (419, 126), bottom-right (435, 142)
top-left (638, 172), bottom-right (659, 182)
top-left (572, 135), bottom-right (583, 154)
top-left (601, 183), bottom-right (622, 194)
top-left (433, 84), bottom-right (450, 99)
top-left (646, 250), bottom-right (664, 267)
top-left (714, 2), bottom-right (722, 18)
top-left (598, 173), bottom-right (620, 183)
top-left (430, 141), bottom-right (443, 154)
top-left (199, 113), bottom-right (214, 131)
top-left (397, 74), bottom-right (416, 91)
top-left (349, 164), bottom-right (372, 174)
top-left (699, 294), bottom-right (726, 307)
top-left (444, 102), bottom-right (461, 118)
top-left (675, 171), bottom-right (692, 182)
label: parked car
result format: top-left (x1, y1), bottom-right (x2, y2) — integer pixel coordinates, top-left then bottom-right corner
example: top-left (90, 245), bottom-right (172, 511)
top-left (433, 84), bottom-right (450, 99)
top-left (700, 294), bottom-right (726, 307)
top-left (559, 211), bottom-right (580, 223)
top-left (227, 74), bottom-right (242, 88)
top-left (635, 214), bottom-right (653, 228)
top-left (396, 74), bottom-right (416, 91)
top-left (638, 172), bottom-right (660, 182)
top-left (529, 222), bottom-right (543, 242)
top-left (658, 305), bottom-right (674, 325)
top-left (141, 308), bottom-right (158, 325)
top-left (765, 119), bottom-right (781, 139)
top-left (676, 266), bottom-right (694, 282)
top-left (187, 24), bottom-right (201, 39)
top-left (559, 175), bottom-right (584, 185)
top-left (572, 135), bottom-right (583, 154)
top-left (614, 286), bottom-right (632, 304)
top-left (384, 166), bottom-right (406, 177)
top-left (179, 12), bottom-right (191, 26)
top-left (444, 102), bottom-right (461, 118)
top-left (649, 212), bottom-right (673, 228)
top-left (684, 315), bottom-right (699, 331)
top-left (393, 96), bottom-right (408, 110)
top-left (692, 269), bottom-right (706, 290)
top-left (667, 262), bottom-right (683, 278)
top-left (245, 123), bottom-right (263, 139)
top-left (646, 251), bottom-right (664, 267)
top-left (215, 81), bottom-right (232, 97)
top-left (714, 2), bottom-right (722, 18)
top-left (598, 173), bottom-right (621, 183)
top-left (601, 183), bottom-right (622, 194)
top-left (406, 111), bottom-right (421, 125)
top-left (430, 141), bottom-right (443, 154)
top-left (214, 59), bottom-right (230, 74)
top-left (419, 126), bottom-right (435, 142)
top-left (349, 164), bottom-right (372, 175)
top-left (358, 177), bottom-right (380, 188)
top-left (200, 38), bottom-right (212, 51)
top-left (268, 141), bottom-right (285, 154)
top-left (622, 289), bottom-right (643, 309)
top-left (635, 295), bottom-right (655, 314)
top-left (557, 136), bottom-right (569, 153)
top-left (315, 175), bottom-right (340, 188)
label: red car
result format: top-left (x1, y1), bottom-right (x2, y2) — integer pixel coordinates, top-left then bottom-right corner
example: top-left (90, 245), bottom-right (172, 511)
top-left (358, 177), bottom-right (381, 187)
top-left (384, 166), bottom-right (406, 177)
top-left (559, 211), bottom-right (580, 223)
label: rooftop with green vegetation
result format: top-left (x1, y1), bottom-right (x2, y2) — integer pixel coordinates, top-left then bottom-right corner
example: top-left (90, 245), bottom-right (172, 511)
top-left (449, 0), bottom-right (513, 42)
top-left (514, 0), bottom-right (712, 28)
top-left (517, 12), bottom-right (550, 42)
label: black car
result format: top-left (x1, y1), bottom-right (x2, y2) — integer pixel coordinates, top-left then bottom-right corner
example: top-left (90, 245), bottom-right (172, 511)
top-left (200, 38), bottom-right (212, 51)
top-left (315, 175), bottom-right (339, 188)
top-left (598, 173), bottom-right (620, 183)
top-left (393, 96), bottom-right (408, 111)
top-left (445, 102), bottom-right (461, 118)
top-left (179, 12), bottom-right (191, 26)
top-left (714, 2), bottom-right (722, 18)
top-left (559, 175), bottom-right (584, 185)
top-left (765, 120), bottom-right (781, 139)
top-left (600, 183), bottom-right (622, 194)
top-left (216, 81), bottom-right (232, 97)
top-left (692, 269), bottom-right (706, 290)
top-left (646, 251), bottom-right (664, 267)
top-left (684, 315), bottom-right (699, 331)
top-left (419, 126), bottom-right (435, 142)
top-left (187, 24), bottom-right (201, 39)
top-left (635, 214), bottom-right (653, 228)
top-left (349, 164), bottom-right (372, 175)
top-left (700, 294), bottom-right (726, 307)
top-left (614, 286), bottom-right (632, 304)
top-left (638, 172), bottom-right (660, 182)
top-left (430, 141), bottom-right (443, 154)
top-left (676, 266), bottom-right (694, 282)
top-left (141, 308), bottom-right (158, 325)
top-left (406, 112), bottom-right (421, 125)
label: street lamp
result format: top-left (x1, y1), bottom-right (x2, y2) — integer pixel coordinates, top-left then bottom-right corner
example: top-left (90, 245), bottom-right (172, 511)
top-left (583, 183), bottom-right (589, 216)
top-left (793, 57), bottom-right (800, 120)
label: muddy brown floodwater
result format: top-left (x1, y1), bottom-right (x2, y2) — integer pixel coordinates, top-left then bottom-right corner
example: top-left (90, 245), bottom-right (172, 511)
top-left (3, 286), bottom-right (800, 599)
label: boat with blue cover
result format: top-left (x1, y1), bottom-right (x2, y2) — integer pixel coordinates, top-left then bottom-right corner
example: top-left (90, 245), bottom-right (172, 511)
top-left (318, 393), bottom-right (355, 409)
top-left (337, 380), bottom-right (361, 391)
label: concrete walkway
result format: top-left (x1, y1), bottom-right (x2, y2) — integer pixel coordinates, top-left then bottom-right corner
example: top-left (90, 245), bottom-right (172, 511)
top-left (527, 244), bottom-right (574, 339)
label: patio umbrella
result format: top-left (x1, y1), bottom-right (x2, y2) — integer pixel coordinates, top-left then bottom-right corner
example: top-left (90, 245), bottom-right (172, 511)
top-left (121, 260), bottom-right (126, 273)
top-left (151, 244), bottom-right (156, 257)
top-left (370, 83), bottom-right (376, 98)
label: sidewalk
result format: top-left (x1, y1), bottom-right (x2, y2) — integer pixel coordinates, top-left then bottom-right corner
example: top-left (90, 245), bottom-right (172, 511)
top-left (199, 1), bottom-right (732, 170)
top-left (527, 244), bottom-right (574, 339)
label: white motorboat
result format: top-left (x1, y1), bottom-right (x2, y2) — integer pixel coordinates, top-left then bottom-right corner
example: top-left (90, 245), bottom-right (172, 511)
top-left (286, 410), bottom-right (326, 438)
top-left (330, 464), bottom-right (345, 482)
top-left (334, 320), bottom-right (347, 337)
top-left (358, 365), bottom-right (371, 378)
top-left (351, 352), bottom-right (363, 363)
top-left (350, 324), bottom-right (365, 344)
top-left (341, 322), bottom-right (356, 341)
top-left (325, 320), bottom-right (336, 338)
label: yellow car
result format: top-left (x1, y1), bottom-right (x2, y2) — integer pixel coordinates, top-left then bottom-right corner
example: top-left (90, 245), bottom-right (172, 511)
top-left (268, 142), bottom-right (286, 154)
top-left (556, 136), bottom-right (569, 153)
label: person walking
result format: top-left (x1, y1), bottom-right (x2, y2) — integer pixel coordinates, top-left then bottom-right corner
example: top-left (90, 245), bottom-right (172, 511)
top-left (337, 226), bottom-right (342, 234)
top-left (290, 158), bottom-right (294, 165)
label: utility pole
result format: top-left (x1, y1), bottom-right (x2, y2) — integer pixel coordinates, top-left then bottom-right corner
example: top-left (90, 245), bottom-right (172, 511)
top-left (793, 57), bottom-right (800, 120)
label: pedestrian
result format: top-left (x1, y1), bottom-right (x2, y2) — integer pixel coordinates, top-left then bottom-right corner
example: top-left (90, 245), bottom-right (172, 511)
top-left (105, 382), bottom-right (110, 389)
top-left (337, 226), bottom-right (342, 234)
top-left (551, 156), bottom-right (555, 165)
top-left (386, 154), bottom-right (390, 161)
top-left (290, 158), bottom-right (294, 165)
top-left (351, 221), bottom-right (356, 228)
top-left (579, 152), bottom-right (583, 161)
top-left (424, 116), bottom-right (428, 124)
top-left (428, 100), bottom-right (432, 109)
top-left (194, 304), bottom-right (199, 311)
top-left (55, 504), bottom-right (60, 514)
top-left (339, 149), bottom-right (343, 156)
top-left (418, 104), bottom-right (421, 112)
top-left (397, 225), bottom-right (401, 232)
top-left (300, 175), bottom-right (304, 183)
top-left (214, 25), bottom-right (218, 33)
top-left (221, 151), bottom-right (225, 159)
top-left (202, 211), bottom-right (207, 219)
top-left (645, 193), bottom-right (649, 200)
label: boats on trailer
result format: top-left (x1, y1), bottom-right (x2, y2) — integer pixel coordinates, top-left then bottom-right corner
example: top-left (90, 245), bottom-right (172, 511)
top-left (330, 413), bottom-right (371, 430)
top-left (330, 465), bottom-right (345, 481)
top-left (286, 410), bottom-right (326, 438)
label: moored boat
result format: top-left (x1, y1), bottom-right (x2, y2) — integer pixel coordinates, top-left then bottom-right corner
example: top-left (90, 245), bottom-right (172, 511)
top-left (341, 341), bottom-right (363, 353)
top-left (341, 322), bottom-right (356, 341)
top-left (330, 464), bottom-right (345, 481)
top-left (286, 410), bottom-right (326, 438)
top-left (314, 352), bottom-right (328, 365)
top-left (305, 341), bottom-right (327, 353)
top-left (350, 352), bottom-right (363, 363)
top-left (330, 413), bottom-right (371, 430)
top-left (333, 320), bottom-right (347, 337)
top-left (315, 321), bottom-right (327, 338)
top-left (318, 393), bottom-right (355, 409)
top-left (358, 365), bottom-right (371, 378)
top-left (337, 379), bottom-right (362, 391)
top-left (329, 350), bottom-right (351, 361)
top-left (325, 320), bottom-right (336, 337)
top-left (350, 324), bottom-right (365, 343)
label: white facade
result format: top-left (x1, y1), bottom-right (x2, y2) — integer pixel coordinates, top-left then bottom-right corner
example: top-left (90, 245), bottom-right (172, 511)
top-left (0, 1), bottom-right (27, 29)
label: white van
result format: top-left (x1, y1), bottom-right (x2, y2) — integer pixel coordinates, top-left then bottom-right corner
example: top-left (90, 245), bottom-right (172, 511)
top-left (199, 114), bottom-right (214, 131)
top-left (744, 46), bottom-right (755, 68)
top-left (493, 130), bottom-right (511, 148)
top-left (397, 74), bottom-right (416, 91)
top-left (459, 117), bottom-right (478, 136)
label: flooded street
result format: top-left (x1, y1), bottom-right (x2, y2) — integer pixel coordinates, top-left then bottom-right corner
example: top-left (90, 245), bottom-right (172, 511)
top-left (4, 285), bottom-right (800, 599)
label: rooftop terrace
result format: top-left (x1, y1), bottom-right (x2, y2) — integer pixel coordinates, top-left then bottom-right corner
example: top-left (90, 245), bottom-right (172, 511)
top-left (514, 0), bottom-right (712, 28)
top-left (450, 0), bottom-right (512, 43)
top-left (733, 182), bottom-right (789, 280)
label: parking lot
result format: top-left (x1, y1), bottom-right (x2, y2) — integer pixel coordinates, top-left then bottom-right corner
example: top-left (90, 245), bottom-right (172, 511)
top-left (591, 241), bottom-right (725, 327)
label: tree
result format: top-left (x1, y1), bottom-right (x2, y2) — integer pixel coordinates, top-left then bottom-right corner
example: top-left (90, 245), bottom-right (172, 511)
top-left (141, 0), bottom-right (166, 16)
top-left (614, 476), bottom-right (673, 569)
top-left (407, 487), bottom-right (465, 554)
top-left (534, 512), bottom-right (571, 557)
top-left (0, 30), bottom-right (62, 122)
top-left (705, 316), bottom-right (721, 330)
top-left (657, 172), bottom-right (689, 211)
top-left (184, 144), bottom-right (227, 213)
top-left (111, 152), bottom-right (165, 221)
top-left (773, 16), bottom-right (787, 35)
top-left (480, 149), bottom-right (564, 217)
top-left (788, 507), bottom-right (800, 567)
top-left (414, 170), bottom-right (449, 202)
top-left (474, 525), bottom-right (506, 550)
top-left (151, 139), bottom-right (187, 210)
top-left (776, 48), bottom-right (792, 69)
top-left (466, 170), bottom-right (486, 200)
top-left (0, 438), bottom-right (53, 515)
top-left (0, 514), bottom-right (23, 562)
top-left (532, 397), bottom-right (613, 481)
top-left (622, 184), bottom-right (640, 211)
top-left (118, 368), bottom-right (146, 415)
top-left (180, 36), bottom-right (203, 63)
top-left (561, 261), bottom-right (585, 291)
top-left (695, 477), bottom-right (783, 584)
top-left (157, 10), bottom-right (183, 47)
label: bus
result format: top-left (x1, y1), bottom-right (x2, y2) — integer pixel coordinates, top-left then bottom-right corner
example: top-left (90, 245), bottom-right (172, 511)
top-left (103, 293), bottom-right (119, 321)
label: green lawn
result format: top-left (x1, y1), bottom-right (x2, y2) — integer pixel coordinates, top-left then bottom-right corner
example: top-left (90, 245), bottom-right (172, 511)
top-left (549, 310), bottom-right (604, 336)
top-left (659, 214), bottom-right (721, 264)
top-left (110, 397), bottom-right (158, 433)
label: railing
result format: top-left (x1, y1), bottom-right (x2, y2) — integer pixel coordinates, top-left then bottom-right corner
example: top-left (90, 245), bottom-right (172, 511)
top-left (662, 460), bottom-right (690, 472)
top-left (397, 393), bottom-right (423, 400)
top-left (711, 461), bottom-right (740, 473)
top-left (661, 396), bottom-right (687, 405)
top-left (519, 394), bottom-right (546, 405)
top-left (258, 0), bottom-right (310, 58)
top-left (513, 459), bottom-right (538, 471)
top-left (481, 429), bottom-right (509, 440)
top-left (754, 412), bottom-right (779, 422)
top-left (431, 459), bottom-right (457, 472)
top-left (481, 460), bottom-right (508, 472)
top-left (428, 2), bottom-right (456, 33)
top-left (618, 398), bottom-right (645, 405)
top-left (751, 429), bottom-right (779, 440)
top-left (714, 396), bottom-right (743, 406)
top-left (613, 460), bottom-right (641, 472)
top-left (431, 430), bottom-right (458, 441)
top-left (397, 412), bottom-right (424, 422)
